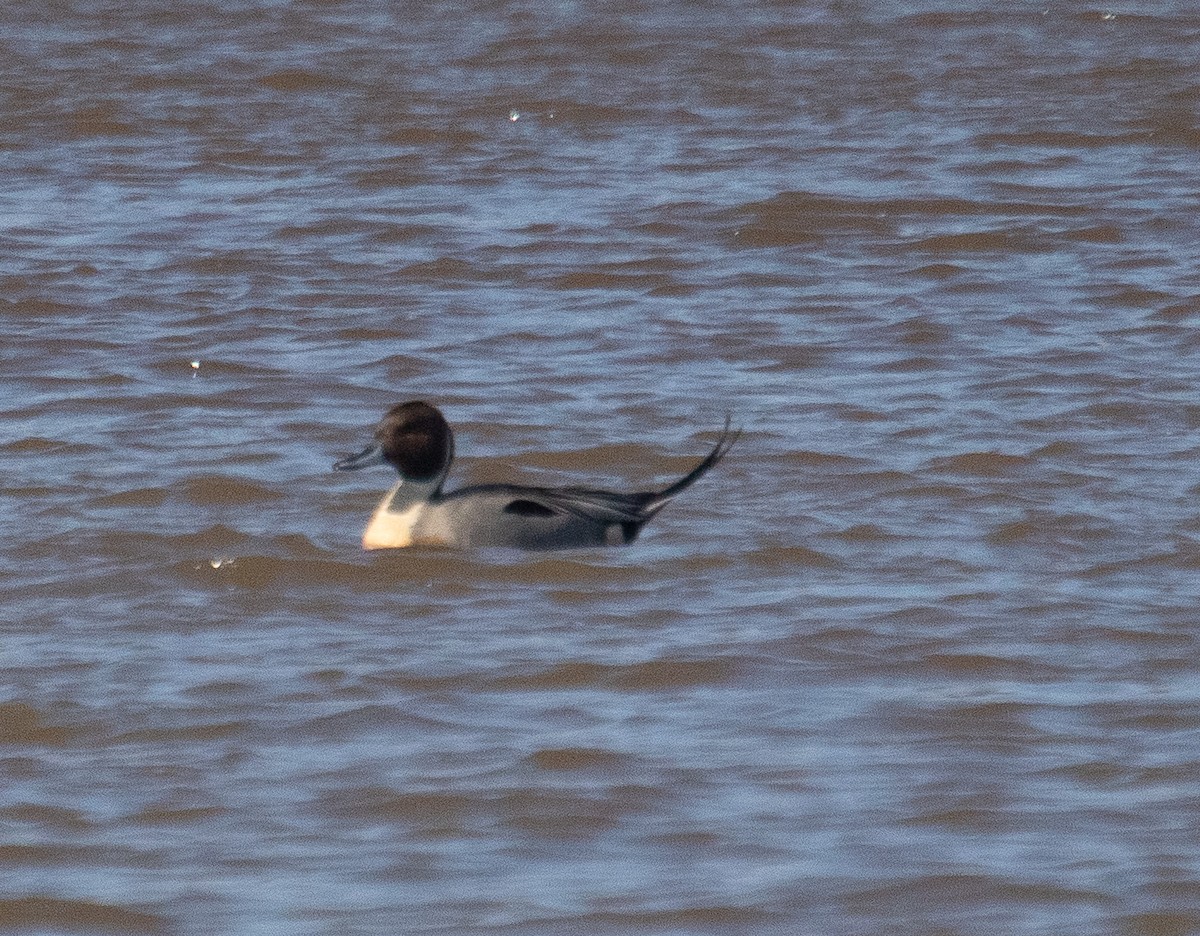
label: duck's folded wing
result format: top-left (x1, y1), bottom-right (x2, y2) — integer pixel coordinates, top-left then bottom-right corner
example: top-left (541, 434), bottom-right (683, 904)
top-left (506, 486), bottom-right (653, 524)
top-left (445, 483), bottom-right (650, 525)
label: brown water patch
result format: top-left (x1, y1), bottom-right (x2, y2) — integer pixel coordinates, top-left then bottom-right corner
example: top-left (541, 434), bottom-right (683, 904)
top-left (527, 747), bottom-right (628, 771)
top-left (1152, 297), bottom-right (1200, 321)
top-left (498, 783), bottom-right (665, 837)
top-left (1042, 761), bottom-right (1127, 786)
top-left (180, 681), bottom-right (259, 700)
top-left (888, 702), bottom-right (1045, 751)
top-left (770, 626), bottom-right (880, 663)
top-left (904, 262), bottom-right (969, 278)
top-left (316, 787), bottom-right (473, 828)
top-left (900, 806), bottom-right (1010, 833)
top-left (91, 487), bottom-right (170, 507)
top-left (913, 230), bottom-right (1035, 252)
top-left (0, 844), bottom-right (154, 866)
top-left (751, 344), bottom-right (827, 371)
top-left (0, 703), bottom-right (73, 746)
top-left (728, 191), bottom-right (895, 247)
top-left (380, 126), bottom-right (483, 149)
top-left (182, 476), bottom-right (282, 506)
top-left (178, 251), bottom-right (270, 276)
top-left (372, 352), bottom-right (436, 380)
top-left (160, 524), bottom-right (253, 554)
top-left (1, 437), bottom-right (82, 454)
top-left (259, 69), bottom-right (351, 92)
top-left (498, 558), bottom-right (641, 587)
top-left (778, 450), bottom-right (871, 470)
top-left (832, 524), bottom-right (899, 541)
top-left (830, 406), bottom-right (892, 423)
top-left (0, 803), bottom-right (93, 830)
top-left (353, 164), bottom-right (432, 189)
top-left (520, 443), bottom-right (654, 472)
top-left (928, 451), bottom-right (1033, 476)
top-left (1077, 401), bottom-right (1178, 427)
top-left (67, 102), bottom-right (135, 137)
top-left (1031, 440), bottom-right (1087, 458)
top-left (918, 652), bottom-right (1047, 680)
top-left (987, 511), bottom-right (1113, 547)
top-left (1081, 541), bottom-right (1200, 577)
top-left (132, 805), bottom-right (227, 825)
top-left (656, 555), bottom-right (734, 578)
top-left (745, 545), bottom-right (841, 569)
top-left (0, 896), bottom-right (168, 933)
top-left (1072, 626), bottom-right (1194, 651)
top-left (186, 550), bottom-right (645, 591)
top-left (500, 790), bottom-right (622, 837)
top-left (1121, 911), bottom-right (1200, 936)
top-left (113, 721), bottom-right (250, 744)
top-left (398, 257), bottom-right (481, 282)
top-left (1, 298), bottom-right (82, 317)
top-left (987, 513), bottom-right (1058, 548)
top-left (846, 873), bottom-right (1109, 912)
top-left (890, 317), bottom-right (953, 345)
top-left (878, 355), bottom-right (940, 372)
top-left (1066, 225), bottom-right (1123, 243)
top-left (175, 555), bottom-right (369, 590)
top-left (379, 126), bottom-right (447, 146)
top-left (1096, 287), bottom-right (1175, 308)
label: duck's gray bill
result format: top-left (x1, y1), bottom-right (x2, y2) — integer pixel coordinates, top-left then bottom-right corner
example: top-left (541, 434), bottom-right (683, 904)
top-left (333, 443), bottom-right (386, 471)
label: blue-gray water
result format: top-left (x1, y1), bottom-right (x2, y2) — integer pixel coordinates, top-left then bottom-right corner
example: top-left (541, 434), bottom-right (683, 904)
top-left (3, 2), bottom-right (1200, 934)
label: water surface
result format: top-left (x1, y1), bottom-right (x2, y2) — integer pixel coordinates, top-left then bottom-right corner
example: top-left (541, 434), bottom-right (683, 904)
top-left (3, 2), bottom-right (1200, 934)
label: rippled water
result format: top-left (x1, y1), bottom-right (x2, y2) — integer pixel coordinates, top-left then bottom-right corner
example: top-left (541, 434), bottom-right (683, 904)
top-left (3, 2), bottom-right (1200, 934)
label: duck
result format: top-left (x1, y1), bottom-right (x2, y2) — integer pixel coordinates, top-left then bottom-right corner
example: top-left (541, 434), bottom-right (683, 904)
top-left (333, 400), bottom-right (738, 550)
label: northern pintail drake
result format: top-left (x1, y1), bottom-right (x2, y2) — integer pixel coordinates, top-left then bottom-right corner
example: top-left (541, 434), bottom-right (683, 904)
top-left (333, 401), bottom-right (738, 550)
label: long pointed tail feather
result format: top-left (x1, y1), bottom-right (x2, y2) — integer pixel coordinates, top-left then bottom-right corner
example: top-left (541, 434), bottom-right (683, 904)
top-left (640, 414), bottom-right (740, 518)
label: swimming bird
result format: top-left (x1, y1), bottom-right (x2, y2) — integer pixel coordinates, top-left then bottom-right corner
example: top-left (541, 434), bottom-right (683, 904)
top-left (333, 401), bottom-right (738, 550)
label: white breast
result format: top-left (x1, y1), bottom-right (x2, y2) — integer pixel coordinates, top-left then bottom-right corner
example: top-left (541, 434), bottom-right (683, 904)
top-left (362, 499), bottom-right (425, 549)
